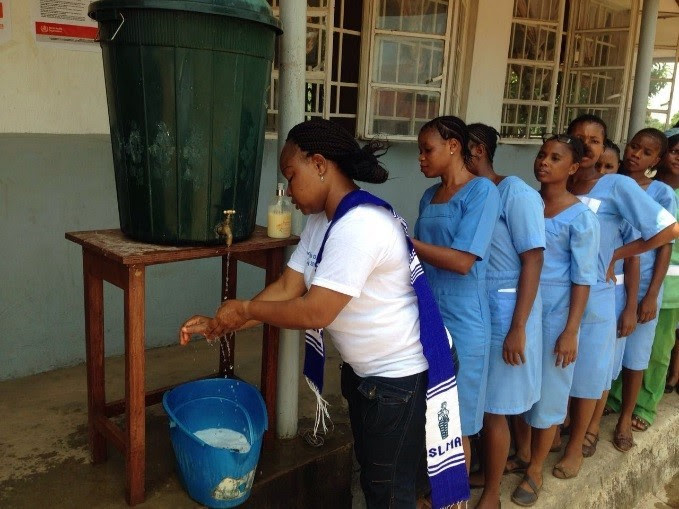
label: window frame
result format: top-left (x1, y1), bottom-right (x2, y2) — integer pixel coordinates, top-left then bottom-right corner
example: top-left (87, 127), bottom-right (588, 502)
top-left (356, 0), bottom-right (467, 141)
top-left (501, 0), bottom-right (640, 145)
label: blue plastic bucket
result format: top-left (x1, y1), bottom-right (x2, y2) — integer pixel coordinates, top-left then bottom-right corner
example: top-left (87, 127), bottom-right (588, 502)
top-left (162, 379), bottom-right (268, 507)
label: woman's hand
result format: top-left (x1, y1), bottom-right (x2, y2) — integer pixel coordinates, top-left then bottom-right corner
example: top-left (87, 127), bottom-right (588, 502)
top-left (179, 315), bottom-right (218, 345)
top-left (502, 325), bottom-right (526, 366)
top-left (214, 300), bottom-right (250, 333)
top-left (618, 305), bottom-right (638, 337)
top-left (637, 293), bottom-right (658, 323)
top-left (554, 329), bottom-right (578, 368)
top-left (605, 262), bottom-right (617, 283)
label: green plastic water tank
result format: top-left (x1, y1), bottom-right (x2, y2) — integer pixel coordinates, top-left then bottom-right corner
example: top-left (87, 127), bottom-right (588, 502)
top-left (88, 0), bottom-right (281, 244)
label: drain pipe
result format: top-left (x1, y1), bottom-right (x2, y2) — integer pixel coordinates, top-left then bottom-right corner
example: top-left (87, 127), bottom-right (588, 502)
top-left (275, 0), bottom-right (306, 439)
top-left (628, 0), bottom-right (659, 138)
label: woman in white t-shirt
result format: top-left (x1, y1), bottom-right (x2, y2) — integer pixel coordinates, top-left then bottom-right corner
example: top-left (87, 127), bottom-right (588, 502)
top-left (180, 119), bottom-right (434, 507)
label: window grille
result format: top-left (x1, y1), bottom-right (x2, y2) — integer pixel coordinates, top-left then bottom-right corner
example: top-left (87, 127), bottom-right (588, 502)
top-left (502, 0), bottom-right (639, 143)
top-left (361, 0), bottom-right (467, 140)
top-left (558, 0), bottom-right (639, 141)
top-left (266, 0), bottom-right (362, 137)
top-left (646, 47), bottom-right (679, 131)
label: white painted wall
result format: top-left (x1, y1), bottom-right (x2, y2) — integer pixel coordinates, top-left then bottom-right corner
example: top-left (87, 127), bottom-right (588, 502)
top-left (0, 0), bottom-right (109, 134)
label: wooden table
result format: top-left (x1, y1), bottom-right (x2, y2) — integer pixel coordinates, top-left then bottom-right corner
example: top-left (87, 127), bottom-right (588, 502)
top-left (66, 227), bottom-right (299, 505)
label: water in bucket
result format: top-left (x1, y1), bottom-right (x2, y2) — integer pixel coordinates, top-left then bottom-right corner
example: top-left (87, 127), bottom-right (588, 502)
top-left (163, 378), bottom-right (268, 507)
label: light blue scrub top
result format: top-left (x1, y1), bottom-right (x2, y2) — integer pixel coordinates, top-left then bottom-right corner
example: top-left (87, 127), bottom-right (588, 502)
top-left (637, 180), bottom-right (677, 279)
top-left (577, 174), bottom-right (676, 284)
top-left (541, 202), bottom-right (599, 286)
top-left (487, 176), bottom-right (546, 277)
top-left (415, 177), bottom-right (501, 283)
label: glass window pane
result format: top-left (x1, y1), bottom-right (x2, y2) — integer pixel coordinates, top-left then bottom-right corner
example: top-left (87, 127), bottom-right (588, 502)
top-left (376, 0), bottom-right (449, 35)
top-left (370, 88), bottom-right (440, 136)
top-left (372, 35), bottom-right (444, 87)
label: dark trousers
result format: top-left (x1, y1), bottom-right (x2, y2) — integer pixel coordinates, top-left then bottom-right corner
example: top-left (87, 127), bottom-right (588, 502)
top-left (341, 363), bottom-right (427, 509)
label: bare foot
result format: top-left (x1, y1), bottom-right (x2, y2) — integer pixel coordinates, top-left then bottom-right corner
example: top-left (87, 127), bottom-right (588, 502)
top-left (475, 492), bottom-right (501, 509)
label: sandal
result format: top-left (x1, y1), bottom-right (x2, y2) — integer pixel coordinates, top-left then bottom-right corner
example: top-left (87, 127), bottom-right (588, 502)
top-left (631, 415), bottom-right (650, 432)
top-left (582, 431), bottom-right (599, 458)
top-left (665, 383), bottom-right (676, 394)
top-left (511, 473), bottom-right (542, 507)
top-left (504, 454), bottom-right (529, 474)
top-left (612, 430), bottom-right (635, 452)
top-left (602, 406), bottom-right (615, 416)
top-left (552, 463), bottom-right (579, 479)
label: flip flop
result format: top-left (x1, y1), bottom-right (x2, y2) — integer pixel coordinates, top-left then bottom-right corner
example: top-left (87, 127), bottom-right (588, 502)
top-left (612, 431), bottom-right (635, 453)
top-left (631, 415), bottom-right (650, 432)
top-left (511, 473), bottom-right (541, 507)
top-left (504, 454), bottom-right (530, 474)
top-left (582, 431), bottom-right (599, 458)
top-left (552, 463), bottom-right (579, 479)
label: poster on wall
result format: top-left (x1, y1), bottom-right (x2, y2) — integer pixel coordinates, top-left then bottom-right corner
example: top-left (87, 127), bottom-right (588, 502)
top-left (0, 0), bottom-right (12, 45)
top-left (33, 0), bottom-right (99, 51)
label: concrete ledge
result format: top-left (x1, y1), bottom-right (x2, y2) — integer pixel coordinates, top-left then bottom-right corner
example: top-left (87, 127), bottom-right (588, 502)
top-left (469, 392), bottom-right (679, 508)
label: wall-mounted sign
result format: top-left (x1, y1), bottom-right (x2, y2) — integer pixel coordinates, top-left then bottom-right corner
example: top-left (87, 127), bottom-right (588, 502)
top-left (0, 0), bottom-right (12, 45)
top-left (33, 0), bottom-right (98, 51)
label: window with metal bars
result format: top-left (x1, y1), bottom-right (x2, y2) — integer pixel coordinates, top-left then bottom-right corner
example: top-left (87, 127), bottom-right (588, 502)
top-left (359, 0), bottom-right (470, 140)
top-left (502, 0), bottom-right (639, 143)
top-left (265, 0), bottom-right (362, 137)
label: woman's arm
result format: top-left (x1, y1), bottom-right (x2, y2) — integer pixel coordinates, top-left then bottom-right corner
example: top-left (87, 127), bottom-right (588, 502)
top-left (619, 256), bottom-right (639, 337)
top-left (607, 223), bottom-right (679, 280)
top-left (180, 267), bottom-right (308, 344)
top-left (638, 243), bottom-right (672, 323)
top-left (503, 248), bottom-right (543, 366)
top-left (411, 237), bottom-right (477, 275)
top-left (554, 284), bottom-right (590, 368)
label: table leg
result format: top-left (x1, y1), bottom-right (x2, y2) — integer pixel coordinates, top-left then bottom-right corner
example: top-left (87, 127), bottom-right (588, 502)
top-left (125, 266), bottom-right (146, 505)
top-left (219, 254), bottom-right (238, 377)
top-left (261, 248), bottom-right (284, 442)
top-left (83, 250), bottom-right (107, 463)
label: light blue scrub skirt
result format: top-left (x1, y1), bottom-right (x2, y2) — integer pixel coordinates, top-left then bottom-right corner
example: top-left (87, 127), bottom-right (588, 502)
top-left (610, 278), bottom-right (628, 382)
top-left (570, 283), bottom-right (616, 399)
top-left (484, 272), bottom-right (542, 415)
top-left (524, 282), bottom-right (576, 429)
top-left (434, 278), bottom-right (491, 436)
top-left (622, 283), bottom-right (664, 371)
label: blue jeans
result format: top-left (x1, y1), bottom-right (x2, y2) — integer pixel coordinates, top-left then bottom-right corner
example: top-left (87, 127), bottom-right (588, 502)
top-left (341, 363), bottom-right (427, 509)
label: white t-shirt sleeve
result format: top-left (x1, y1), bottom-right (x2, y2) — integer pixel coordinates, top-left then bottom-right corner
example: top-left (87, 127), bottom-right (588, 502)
top-left (311, 207), bottom-right (394, 298)
top-left (287, 214), bottom-right (318, 274)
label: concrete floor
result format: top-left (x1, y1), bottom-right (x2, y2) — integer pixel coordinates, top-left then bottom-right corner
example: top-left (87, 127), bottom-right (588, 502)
top-left (1, 327), bottom-right (678, 508)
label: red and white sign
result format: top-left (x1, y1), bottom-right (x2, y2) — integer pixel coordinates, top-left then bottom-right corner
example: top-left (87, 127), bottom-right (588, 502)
top-left (33, 0), bottom-right (98, 50)
top-left (0, 0), bottom-right (12, 46)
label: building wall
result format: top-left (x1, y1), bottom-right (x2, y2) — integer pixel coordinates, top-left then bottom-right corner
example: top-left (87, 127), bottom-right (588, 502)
top-left (0, 1), bottom-right (539, 380)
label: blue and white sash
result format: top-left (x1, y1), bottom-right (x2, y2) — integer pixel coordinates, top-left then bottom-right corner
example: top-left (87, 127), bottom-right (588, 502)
top-left (303, 189), bottom-right (469, 508)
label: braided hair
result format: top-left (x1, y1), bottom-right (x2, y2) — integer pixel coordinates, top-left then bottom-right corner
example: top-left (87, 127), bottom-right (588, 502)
top-left (286, 118), bottom-right (389, 184)
top-left (468, 123), bottom-right (501, 162)
top-left (420, 116), bottom-right (473, 167)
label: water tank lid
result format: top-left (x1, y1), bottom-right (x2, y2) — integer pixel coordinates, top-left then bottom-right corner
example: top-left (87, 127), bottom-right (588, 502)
top-left (88, 0), bottom-right (282, 34)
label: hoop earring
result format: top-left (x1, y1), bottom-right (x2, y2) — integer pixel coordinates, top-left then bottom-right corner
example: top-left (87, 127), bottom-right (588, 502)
top-left (644, 168), bottom-right (657, 179)
top-left (320, 174), bottom-right (325, 182)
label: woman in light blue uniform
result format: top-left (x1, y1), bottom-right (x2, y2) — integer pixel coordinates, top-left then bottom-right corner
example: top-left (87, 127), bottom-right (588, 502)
top-left (512, 135), bottom-right (597, 507)
top-left (465, 123), bottom-right (544, 509)
top-left (561, 115), bottom-right (679, 478)
top-left (608, 128), bottom-right (675, 452)
top-left (412, 116), bottom-right (501, 468)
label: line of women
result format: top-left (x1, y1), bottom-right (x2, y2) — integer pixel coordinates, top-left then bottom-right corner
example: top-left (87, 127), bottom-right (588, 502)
top-left (179, 114), bottom-right (679, 509)
top-left (416, 115), bottom-right (679, 509)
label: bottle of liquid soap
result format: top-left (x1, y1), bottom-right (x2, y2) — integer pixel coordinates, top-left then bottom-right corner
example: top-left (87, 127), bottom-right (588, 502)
top-left (267, 183), bottom-right (292, 238)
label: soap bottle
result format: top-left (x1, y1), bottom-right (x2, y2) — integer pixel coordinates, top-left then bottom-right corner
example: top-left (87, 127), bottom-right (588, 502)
top-left (267, 183), bottom-right (292, 238)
